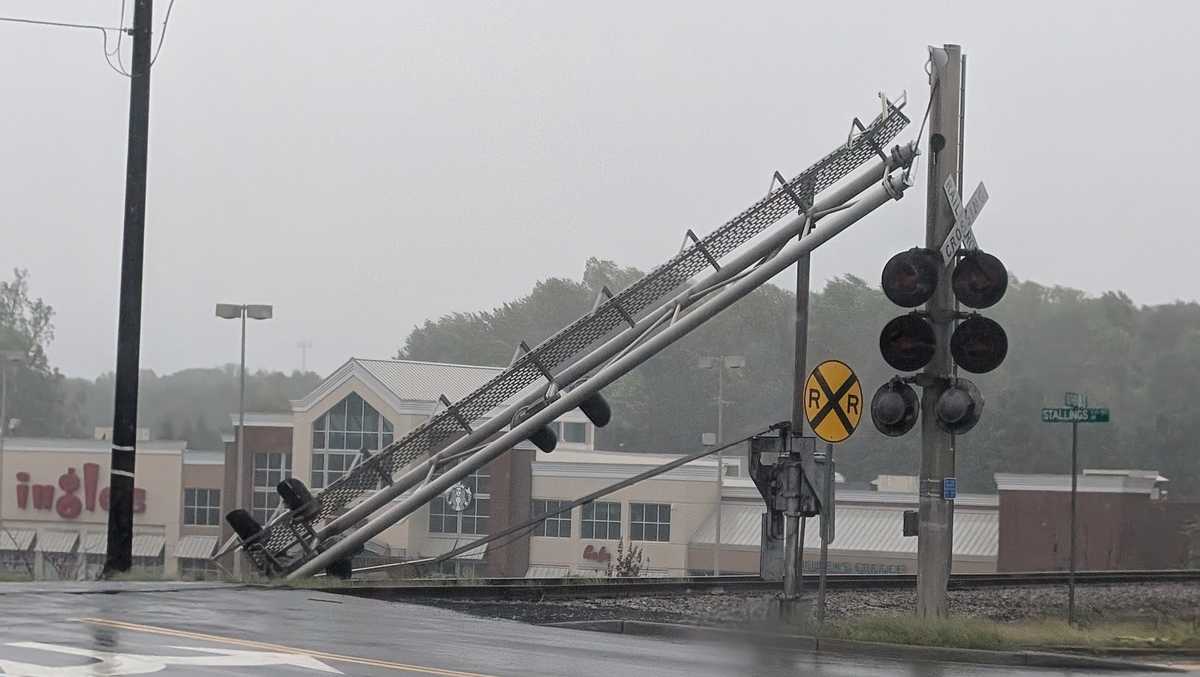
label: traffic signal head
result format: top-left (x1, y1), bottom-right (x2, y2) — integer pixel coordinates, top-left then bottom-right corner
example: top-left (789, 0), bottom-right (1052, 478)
top-left (950, 315), bottom-right (1008, 373)
top-left (881, 248), bottom-right (942, 307)
top-left (880, 314), bottom-right (936, 371)
top-left (870, 378), bottom-right (919, 436)
top-left (952, 250), bottom-right (1008, 309)
top-left (935, 378), bottom-right (984, 434)
top-left (226, 508), bottom-right (263, 541)
top-left (528, 425), bottom-right (558, 453)
top-left (277, 477), bottom-right (320, 521)
top-left (578, 393), bottom-right (612, 428)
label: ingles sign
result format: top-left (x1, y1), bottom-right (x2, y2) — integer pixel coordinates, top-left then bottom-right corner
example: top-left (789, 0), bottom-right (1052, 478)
top-left (15, 463), bottom-right (147, 520)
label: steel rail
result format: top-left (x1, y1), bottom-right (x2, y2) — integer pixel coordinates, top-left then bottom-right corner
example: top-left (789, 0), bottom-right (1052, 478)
top-left (325, 570), bottom-right (1200, 602)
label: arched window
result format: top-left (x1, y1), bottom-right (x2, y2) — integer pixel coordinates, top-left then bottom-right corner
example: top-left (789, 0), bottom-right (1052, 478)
top-left (311, 392), bottom-right (394, 489)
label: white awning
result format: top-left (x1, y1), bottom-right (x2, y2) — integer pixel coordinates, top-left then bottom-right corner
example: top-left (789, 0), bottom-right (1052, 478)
top-left (423, 539), bottom-right (487, 561)
top-left (525, 565), bottom-right (569, 578)
top-left (0, 529), bottom-right (35, 552)
top-left (174, 535), bottom-right (218, 560)
top-left (35, 530), bottom-right (79, 554)
top-left (132, 534), bottom-right (165, 558)
top-left (81, 532), bottom-right (106, 555)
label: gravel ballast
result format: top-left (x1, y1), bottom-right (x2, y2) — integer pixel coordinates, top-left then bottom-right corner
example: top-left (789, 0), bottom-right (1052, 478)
top-left (408, 582), bottom-right (1200, 628)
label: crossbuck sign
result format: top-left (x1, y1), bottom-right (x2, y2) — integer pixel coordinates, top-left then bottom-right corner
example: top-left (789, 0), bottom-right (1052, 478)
top-left (940, 175), bottom-right (989, 266)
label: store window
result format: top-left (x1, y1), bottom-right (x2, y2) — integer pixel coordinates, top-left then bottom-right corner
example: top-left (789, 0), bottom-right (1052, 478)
top-left (179, 557), bottom-right (222, 581)
top-left (559, 421), bottom-right (587, 444)
top-left (581, 501), bottom-right (621, 540)
top-left (428, 469), bottom-right (491, 535)
top-left (531, 499), bottom-right (572, 538)
top-left (630, 502), bottom-right (671, 542)
top-left (252, 452), bottom-right (291, 525)
top-left (183, 488), bottom-right (221, 526)
top-left (312, 392), bottom-right (395, 489)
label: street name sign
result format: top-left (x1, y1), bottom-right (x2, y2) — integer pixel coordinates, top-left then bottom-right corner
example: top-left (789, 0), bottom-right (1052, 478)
top-left (940, 175), bottom-right (989, 265)
top-left (1041, 408), bottom-right (1110, 423)
top-left (804, 360), bottom-right (863, 444)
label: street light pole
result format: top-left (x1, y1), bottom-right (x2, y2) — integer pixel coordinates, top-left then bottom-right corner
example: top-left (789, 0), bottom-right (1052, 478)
top-left (715, 362), bottom-right (723, 576)
top-left (700, 355), bottom-right (743, 576)
top-left (216, 303), bottom-right (272, 577)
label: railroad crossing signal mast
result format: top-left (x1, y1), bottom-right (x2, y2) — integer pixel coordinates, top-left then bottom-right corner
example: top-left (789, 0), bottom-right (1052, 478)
top-left (871, 45), bottom-right (1009, 617)
top-left (222, 96), bottom-right (919, 581)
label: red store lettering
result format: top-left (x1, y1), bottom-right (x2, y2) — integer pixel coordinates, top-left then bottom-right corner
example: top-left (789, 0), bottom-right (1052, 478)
top-left (14, 463), bottom-right (146, 519)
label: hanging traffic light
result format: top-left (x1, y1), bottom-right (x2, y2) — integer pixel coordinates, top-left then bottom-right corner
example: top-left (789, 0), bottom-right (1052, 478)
top-left (950, 315), bottom-right (1008, 373)
top-left (870, 378), bottom-right (919, 437)
top-left (578, 393), bottom-right (612, 427)
top-left (528, 425), bottom-right (558, 453)
top-left (934, 378), bottom-right (984, 434)
top-left (226, 508), bottom-right (263, 541)
top-left (879, 314), bottom-right (937, 371)
top-left (881, 248), bottom-right (942, 307)
top-left (952, 250), bottom-right (1007, 309)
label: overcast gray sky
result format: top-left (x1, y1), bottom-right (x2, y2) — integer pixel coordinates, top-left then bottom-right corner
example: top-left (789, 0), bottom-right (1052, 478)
top-left (2, 1), bottom-right (1196, 379)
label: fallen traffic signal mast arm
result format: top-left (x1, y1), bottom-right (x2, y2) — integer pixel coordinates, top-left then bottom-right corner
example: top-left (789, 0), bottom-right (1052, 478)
top-left (231, 99), bottom-right (912, 577)
top-left (286, 168), bottom-right (914, 579)
top-left (315, 140), bottom-right (920, 547)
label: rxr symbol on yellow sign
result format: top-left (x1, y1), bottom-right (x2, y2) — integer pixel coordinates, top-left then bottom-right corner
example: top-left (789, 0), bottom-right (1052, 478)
top-left (804, 359), bottom-right (864, 443)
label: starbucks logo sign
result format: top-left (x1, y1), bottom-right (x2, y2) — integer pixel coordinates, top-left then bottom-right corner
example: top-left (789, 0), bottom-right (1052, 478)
top-left (445, 482), bottom-right (473, 512)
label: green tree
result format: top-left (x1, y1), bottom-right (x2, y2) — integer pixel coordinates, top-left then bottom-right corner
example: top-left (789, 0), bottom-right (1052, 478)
top-left (0, 269), bottom-right (82, 437)
top-left (393, 258), bottom-right (1200, 497)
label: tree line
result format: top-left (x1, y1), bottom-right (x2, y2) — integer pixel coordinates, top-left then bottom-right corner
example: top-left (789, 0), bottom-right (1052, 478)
top-left (398, 259), bottom-right (1200, 496)
top-left (5, 264), bottom-right (1198, 496)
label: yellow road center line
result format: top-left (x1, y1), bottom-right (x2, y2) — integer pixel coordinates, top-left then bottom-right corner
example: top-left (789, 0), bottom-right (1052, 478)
top-left (75, 617), bottom-right (497, 677)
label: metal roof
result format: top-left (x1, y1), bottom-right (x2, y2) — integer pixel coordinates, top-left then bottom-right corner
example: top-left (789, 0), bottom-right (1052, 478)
top-left (690, 503), bottom-right (997, 559)
top-left (1, 438), bottom-right (186, 455)
top-left (174, 535), bottom-right (218, 559)
top-left (184, 449), bottom-right (225, 465)
top-left (132, 534), bottom-right (165, 558)
top-left (354, 359), bottom-right (503, 404)
top-left (526, 565), bottom-right (570, 578)
top-left (0, 529), bottom-right (35, 552)
top-left (35, 530), bottom-right (79, 554)
top-left (421, 539), bottom-right (487, 561)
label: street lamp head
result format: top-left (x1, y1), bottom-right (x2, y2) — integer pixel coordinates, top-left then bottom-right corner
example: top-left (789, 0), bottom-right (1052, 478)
top-left (723, 355), bottom-right (746, 369)
top-left (245, 304), bottom-right (273, 320)
top-left (697, 356), bottom-right (715, 369)
top-left (0, 350), bottom-right (27, 365)
top-left (215, 303), bottom-right (242, 320)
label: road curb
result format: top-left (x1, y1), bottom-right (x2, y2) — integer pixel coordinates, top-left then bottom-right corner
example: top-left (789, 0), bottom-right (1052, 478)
top-left (546, 620), bottom-right (1187, 673)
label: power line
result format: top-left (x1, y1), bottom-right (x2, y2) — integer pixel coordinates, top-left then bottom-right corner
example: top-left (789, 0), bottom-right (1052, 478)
top-left (0, 0), bottom-right (177, 76)
top-left (0, 13), bottom-right (132, 77)
top-left (0, 16), bottom-right (125, 32)
top-left (107, 0), bottom-right (127, 58)
top-left (149, 0), bottom-right (176, 65)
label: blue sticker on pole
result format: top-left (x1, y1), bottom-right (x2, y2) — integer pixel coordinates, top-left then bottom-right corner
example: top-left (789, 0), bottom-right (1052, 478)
top-left (943, 477), bottom-right (957, 500)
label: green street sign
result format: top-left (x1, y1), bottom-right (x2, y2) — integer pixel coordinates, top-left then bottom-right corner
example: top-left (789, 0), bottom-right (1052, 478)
top-left (1041, 407), bottom-right (1110, 423)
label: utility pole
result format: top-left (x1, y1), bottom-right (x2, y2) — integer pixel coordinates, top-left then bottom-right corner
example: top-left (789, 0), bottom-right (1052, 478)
top-left (103, 0), bottom-right (154, 577)
top-left (916, 43), bottom-right (963, 618)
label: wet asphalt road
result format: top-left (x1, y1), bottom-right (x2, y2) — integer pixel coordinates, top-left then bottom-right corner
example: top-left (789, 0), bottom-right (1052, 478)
top-left (0, 582), bottom-right (1189, 676)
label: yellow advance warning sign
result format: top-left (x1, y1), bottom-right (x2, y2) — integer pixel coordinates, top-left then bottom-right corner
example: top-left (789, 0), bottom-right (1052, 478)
top-left (803, 359), bottom-right (864, 443)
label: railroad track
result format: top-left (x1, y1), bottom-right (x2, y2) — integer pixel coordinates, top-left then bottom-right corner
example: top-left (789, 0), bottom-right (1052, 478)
top-left (329, 569), bottom-right (1200, 602)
